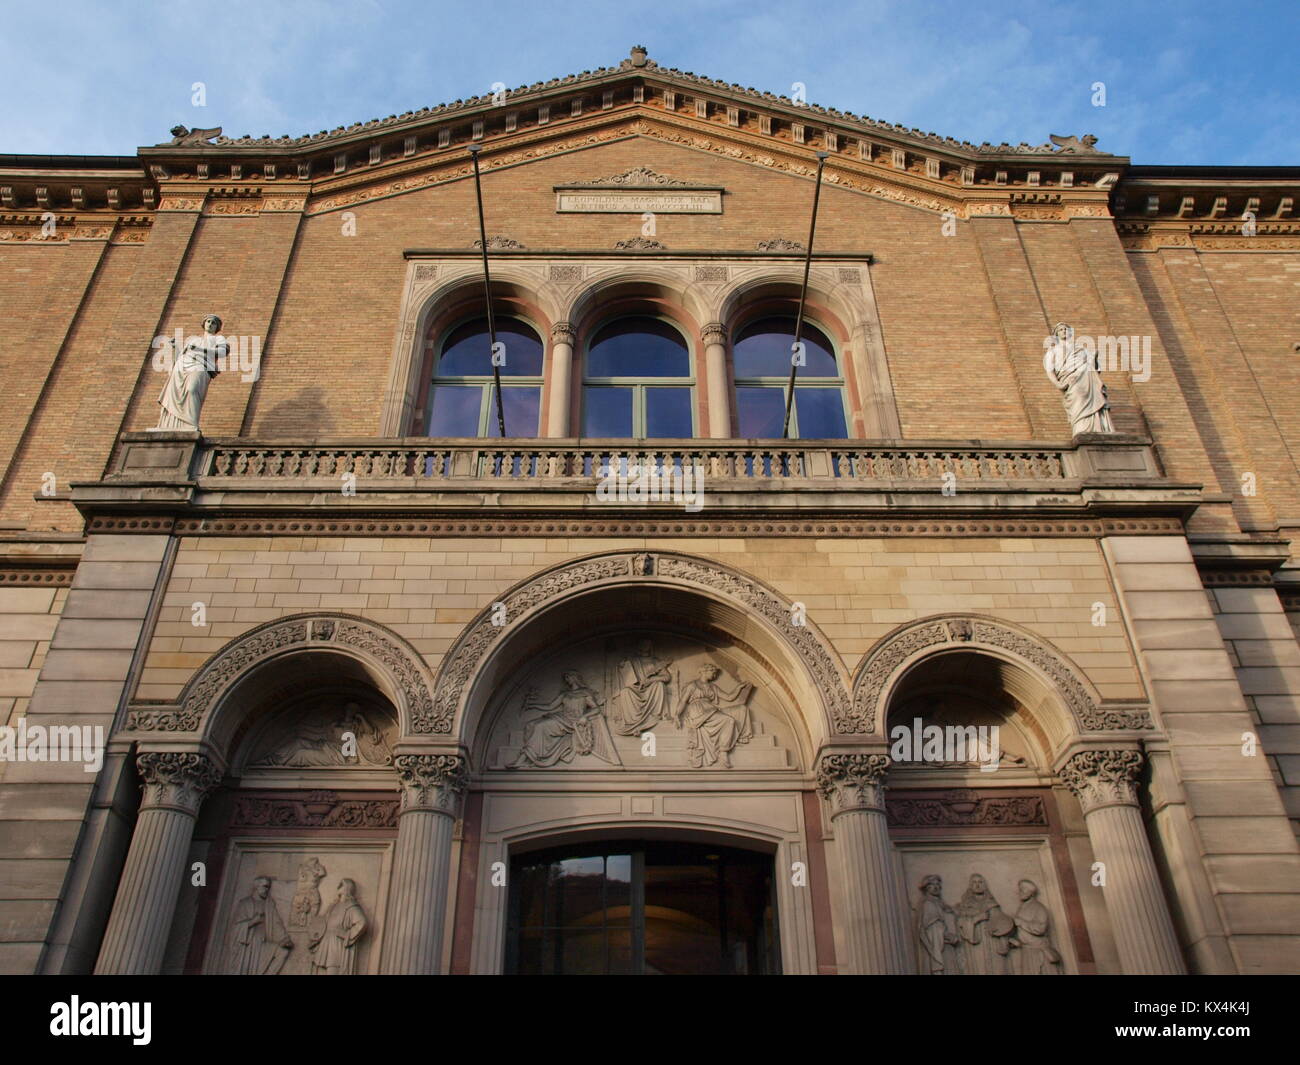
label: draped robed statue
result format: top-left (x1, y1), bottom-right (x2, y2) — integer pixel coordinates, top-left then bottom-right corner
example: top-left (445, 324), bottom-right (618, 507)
top-left (1045, 321), bottom-right (1113, 436)
top-left (153, 314), bottom-right (227, 432)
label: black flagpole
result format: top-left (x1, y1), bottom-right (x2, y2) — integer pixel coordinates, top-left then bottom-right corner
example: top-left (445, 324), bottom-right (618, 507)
top-left (782, 150), bottom-right (830, 440)
top-left (468, 144), bottom-right (506, 437)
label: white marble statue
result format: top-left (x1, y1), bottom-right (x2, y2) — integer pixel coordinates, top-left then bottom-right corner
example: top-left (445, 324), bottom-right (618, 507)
top-left (510, 671), bottom-right (621, 767)
top-left (154, 314), bottom-right (227, 431)
top-left (1046, 322), bottom-right (1113, 435)
top-left (608, 639), bottom-right (673, 735)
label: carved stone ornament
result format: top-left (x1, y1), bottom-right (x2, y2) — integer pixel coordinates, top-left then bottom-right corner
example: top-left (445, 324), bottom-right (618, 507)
top-left (394, 753), bottom-right (468, 812)
top-left (756, 238), bottom-right (806, 252)
top-left (472, 235), bottom-right (526, 250)
top-left (584, 166), bottom-right (689, 187)
top-left (230, 792), bottom-right (399, 830)
top-left (614, 236), bottom-right (666, 250)
top-left (853, 615), bottom-right (1153, 735)
top-left (1058, 749), bottom-right (1144, 813)
top-left (432, 552), bottom-right (851, 735)
top-left (1048, 133), bottom-right (1100, 154)
top-left (816, 752), bottom-right (891, 813)
top-left (915, 872), bottom-right (1063, 975)
top-left (550, 320), bottom-right (576, 344)
top-left (126, 613), bottom-right (438, 734)
top-left (701, 321), bottom-right (727, 347)
top-left (887, 790), bottom-right (1047, 828)
top-left (136, 751), bottom-right (222, 813)
top-left (163, 124), bottom-right (222, 146)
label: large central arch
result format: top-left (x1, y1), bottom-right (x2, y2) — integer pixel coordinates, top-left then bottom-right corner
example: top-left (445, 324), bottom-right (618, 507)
top-left (433, 550), bottom-right (852, 753)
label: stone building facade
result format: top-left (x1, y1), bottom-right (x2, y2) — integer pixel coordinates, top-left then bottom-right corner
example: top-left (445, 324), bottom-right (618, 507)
top-left (0, 46), bottom-right (1298, 975)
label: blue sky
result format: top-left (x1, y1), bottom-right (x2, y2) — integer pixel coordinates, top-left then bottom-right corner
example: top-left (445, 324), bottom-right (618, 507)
top-left (2, 0), bottom-right (1296, 165)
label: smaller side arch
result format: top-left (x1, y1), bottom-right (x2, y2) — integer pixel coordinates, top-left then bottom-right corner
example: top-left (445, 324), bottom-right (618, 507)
top-left (123, 613), bottom-right (439, 753)
top-left (851, 614), bottom-right (1154, 743)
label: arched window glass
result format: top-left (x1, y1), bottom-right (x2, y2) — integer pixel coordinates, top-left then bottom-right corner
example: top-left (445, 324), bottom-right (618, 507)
top-left (426, 317), bottom-right (542, 437)
top-left (582, 317), bottom-right (694, 438)
top-left (733, 317), bottom-right (847, 438)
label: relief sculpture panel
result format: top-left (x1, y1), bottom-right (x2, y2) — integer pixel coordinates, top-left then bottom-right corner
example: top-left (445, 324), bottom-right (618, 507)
top-left (902, 846), bottom-right (1070, 975)
top-left (488, 633), bottom-right (797, 771)
top-left (204, 844), bottom-right (388, 974)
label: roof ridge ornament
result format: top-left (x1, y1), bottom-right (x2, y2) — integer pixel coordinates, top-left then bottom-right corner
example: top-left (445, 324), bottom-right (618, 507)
top-left (163, 125), bottom-right (222, 147)
top-left (621, 44), bottom-right (656, 70)
top-left (1049, 133), bottom-right (1101, 154)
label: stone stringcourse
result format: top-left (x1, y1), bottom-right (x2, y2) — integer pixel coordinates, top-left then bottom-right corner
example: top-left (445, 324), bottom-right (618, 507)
top-left (125, 614), bottom-right (439, 734)
top-left (852, 615), bottom-right (1154, 734)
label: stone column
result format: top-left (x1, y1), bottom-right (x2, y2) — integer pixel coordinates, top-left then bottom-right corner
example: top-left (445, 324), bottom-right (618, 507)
top-left (817, 752), bottom-right (913, 973)
top-left (1059, 748), bottom-right (1186, 974)
top-left (379, 753), bottom-right (468, 974)
top-left (702, 321), bottom-right (731, 438)
top-left (545, 321), bottom-right (575, 437)
top-left (95, 751), bottom-right (222, 974)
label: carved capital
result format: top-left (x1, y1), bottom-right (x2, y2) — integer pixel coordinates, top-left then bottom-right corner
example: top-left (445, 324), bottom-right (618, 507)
top-left (395, 753), bottom-right (468, 813)
top-left (817, 752), bottom-right (891, 813)
top-left (701, 321), bottom-right (727, 347)
top-left (136, 752), bottom-right (222, 814)
top-left (1058, 749), bottom-right (1144, 813)
top-left (550, 321), bottom-right (576, 346)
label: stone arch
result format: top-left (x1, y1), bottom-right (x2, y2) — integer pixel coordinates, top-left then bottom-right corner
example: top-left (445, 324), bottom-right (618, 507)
top-left (432, 551), bottom-right (853, 752)
top-left (717, 269), bottom-right (858, 345)
top-left (124, 613), bottom-right (439, 757)
top-left (851, 614), bottom-right (1153, 747)
top-left (564, 268), bottom-right (709, 334)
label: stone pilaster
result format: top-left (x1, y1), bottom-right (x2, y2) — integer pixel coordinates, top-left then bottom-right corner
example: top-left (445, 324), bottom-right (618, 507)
top-left (816, 751), bottom-right (912, 974)
top-left (95, 751), bottom-right (221, 975)
top-left (545, 321), bottom-right (575, 437)
top-left (378, 752), bottom-right (468, 974)
top-left (701, 321), bottom-right (730, 438)
top-left (1059, 748), bottom-right (1186, 974)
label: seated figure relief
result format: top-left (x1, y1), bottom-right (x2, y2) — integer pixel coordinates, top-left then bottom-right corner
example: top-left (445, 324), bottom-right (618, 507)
top-left (499, 637), bottom-right (775, 771)
top-left (915, 872), bottom-right (1063, 974)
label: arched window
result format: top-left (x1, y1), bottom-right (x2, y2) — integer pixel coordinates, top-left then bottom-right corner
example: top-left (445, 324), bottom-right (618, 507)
top-left (581, 317), bottom-right (695, 438)
top-left (425, 317), bottom-right (543, 437)
top-left (733, 317), bottom-right (848, 438)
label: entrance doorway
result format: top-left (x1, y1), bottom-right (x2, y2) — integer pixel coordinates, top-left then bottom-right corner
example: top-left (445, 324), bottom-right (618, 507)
top-left (505, 840), bottom-right (781, 974)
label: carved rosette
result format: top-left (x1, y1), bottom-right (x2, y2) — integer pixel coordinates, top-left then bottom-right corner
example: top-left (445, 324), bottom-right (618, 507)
top-left (550, 321), bottom-right (576, 346)
top-left (701, 321), bottom-right (727, 347)
top-left (136, 752), bottom-right (222, 814)
top-left (817, 753), bottom-right (892, 814)
top-left (1058, 749), bottom-right (1144, 813)
top-left (394, 754), bottom-right (468, 813)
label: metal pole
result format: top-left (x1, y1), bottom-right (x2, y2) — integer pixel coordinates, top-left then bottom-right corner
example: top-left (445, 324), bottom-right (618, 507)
top-left (781, 150), bottom-right (830, 440)
top-left (469, 144), bottom-right (506, 437)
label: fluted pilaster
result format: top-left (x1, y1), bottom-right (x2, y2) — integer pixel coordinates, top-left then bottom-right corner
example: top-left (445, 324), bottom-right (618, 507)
top-left (1060, 749), bottom-right (1186, 974)
top-left (817, 752), bottom-right (912, 974)
top-left (378, 753), bottom-right (468, 974)
top-left (95, 752), bottom-right (221, 974)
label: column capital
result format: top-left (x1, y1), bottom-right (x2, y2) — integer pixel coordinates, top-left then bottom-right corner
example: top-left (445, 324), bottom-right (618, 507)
top-left (1058, 748), bottom-right (1144, 813)
top-left (395, 752), bottom-right (469, 813)
top-left (550, 320), bottom-right (575, 344)
top-left (816, 751), bottom-right (891, 813)
top-left (136, 751), bottom-right (222, 814)
top-left (701, 321), bottom-right (727, 346)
